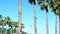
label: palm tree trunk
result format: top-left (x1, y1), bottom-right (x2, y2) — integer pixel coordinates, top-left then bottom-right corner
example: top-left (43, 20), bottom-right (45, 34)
top-left (46, 11), bottom-right (49, 34)
top-left (46, 0), bottom-right (49, 33)
top-left (18, 0), bottom-right (22, 34)
top-left (55, 15), bottom-right (57, 34)
top-left (59, 15), bottom-right (60, 34)
top-left (55, 11), bottom-right (59, 34)
top-left (34, 4), bottom-right (37, 34)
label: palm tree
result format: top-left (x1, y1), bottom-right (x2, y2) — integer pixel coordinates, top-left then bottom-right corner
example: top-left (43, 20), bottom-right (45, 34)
top-left (57, 0), bottom-right (60, 34)
top-left (38, 0), bottom-right (50, 34)
top-left (5, 17), bottom-right (12, 34)
top-left (50, 0), bottom-right (60, 34)
top-left (0, 15), bottom-right (7, 34)
top-left (53, 9), bottom-right (58, 34)
top-left (18, 0), bottom-right (22, 34)
top-left (29, 0), bottom-right (38, 34)
top-left (56, 8), bottom-right (60, 34)
top-left (0, 15), bottom-right (3, 34)
top-left (53, 9), bottom-right (59, 34)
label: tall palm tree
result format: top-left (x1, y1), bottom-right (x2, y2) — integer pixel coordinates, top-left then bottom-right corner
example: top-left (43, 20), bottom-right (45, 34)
top-left (18, 0), bottom-right (22, 34)
top-left (56, 8), bottom-right (60, 34)
top-left (56, 0), bottom-right (60, 34)
top-left (29, 0), bottom-right (38, 34)
top-left (53, 9), bottom-right (59, 34)
top-left (55, 8), bottom-right (60, 34)
top-left (50, 0), bottom-right (60, 34)
top-left (38, 0), bottom-right (50, 34)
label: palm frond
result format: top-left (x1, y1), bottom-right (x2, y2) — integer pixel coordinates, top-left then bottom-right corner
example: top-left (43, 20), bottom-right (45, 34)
top-left (38, 0), bottom-right (44, 5)
top-left (29, 0), bottom-right (36, 5)
top-left (41, 7), bottom-right (44, 10)
top-left (41, 4), bottom-right (45, 10)
top-left (0, 15), bottom-right (2, 19)
top-left (38, 2), bottom-right (42, 5)
top-left (56, 8), bottom-right (60, 15)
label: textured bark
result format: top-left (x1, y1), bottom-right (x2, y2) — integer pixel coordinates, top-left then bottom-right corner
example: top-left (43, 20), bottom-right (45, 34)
top-left (34, 4), bottom-right (37, 34)
top-left (55, 15), bottom-right (58, 34)
top-left (55, 15), bottom-right (57, 34)
top-left (18, 0), bottom-right (22, 34)
top-left (46, 12), bottom-right (49, 34)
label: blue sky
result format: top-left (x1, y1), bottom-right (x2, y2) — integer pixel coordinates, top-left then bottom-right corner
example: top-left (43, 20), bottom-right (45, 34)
top-left (0, 0), bottom-right (59, 34)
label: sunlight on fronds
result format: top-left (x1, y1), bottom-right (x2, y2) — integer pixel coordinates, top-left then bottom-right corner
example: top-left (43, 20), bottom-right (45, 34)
top-left (54, 4), bottom-right (58, 8)
top-left (35, 0), bottom-right (39, 3)
top-left (44, 2), bottom-right (48, 6)
top-left (47, 5), bottom-right (50, 10)
top-left (56, 9), bottom-right (60, 15)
